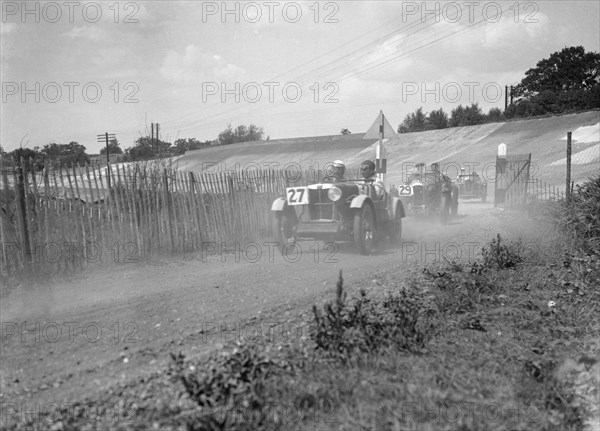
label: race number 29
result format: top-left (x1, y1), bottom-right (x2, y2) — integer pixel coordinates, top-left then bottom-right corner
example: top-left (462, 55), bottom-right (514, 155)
top-left (286, 187), bottom-right (309, 205)
top-left (398, 185), bottom-right (413, 196)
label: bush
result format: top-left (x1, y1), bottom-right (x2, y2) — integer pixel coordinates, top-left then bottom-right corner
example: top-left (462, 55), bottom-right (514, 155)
top-left (311, 272), bottom-right (436, 362)
top-left (169, 346), bottom-right (292, 430)
top-left (481, 234), bottom-right (524, 269)
top-left (558, 177), bottom-right (600, 253)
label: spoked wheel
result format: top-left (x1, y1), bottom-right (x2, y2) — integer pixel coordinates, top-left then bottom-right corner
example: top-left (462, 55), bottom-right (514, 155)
top-left (354, 204), bottom-right (375, 255)
top-left (273, 212), bottom-right (296, 247)
top-left (440, 194), bottom-right (450, 225)
top-left (389, 211), bottom-right (402, 246)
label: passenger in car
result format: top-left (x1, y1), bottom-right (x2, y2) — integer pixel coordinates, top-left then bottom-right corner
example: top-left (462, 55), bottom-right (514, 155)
top-left (360, 160), bottom-right (386, 198)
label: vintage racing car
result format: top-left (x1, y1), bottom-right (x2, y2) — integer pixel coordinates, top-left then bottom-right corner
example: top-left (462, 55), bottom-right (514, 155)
top-left (398, 165), bottom-right (459, 224)
top-left (271, 178), bottom-right (405, 255)
top-left (456, 171), bottom-right (488, 202)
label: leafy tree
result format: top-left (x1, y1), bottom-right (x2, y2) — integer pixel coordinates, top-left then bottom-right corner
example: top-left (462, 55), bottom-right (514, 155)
top-left (172, 138), bottom-right (212, 155)
top-left (100, 139), bottom-right (123, 156)
top-left (398, 107), bottom-right (427, 133)
top-left (41, 141), bottom-right (89, 167)
top-left (486, 107), bottom-right (505, 123)
top-left (217, 124), bottom-right (264, 145)
top-left (449, 104), bottom-right (484, 127)
top-left (514, 46), bottom-right (600, 99)
top-left (126, 137), bottom-right (172, 161)
top-left (426, 108), bottom-right (448, 130)
top-left (340, 128), bottom-right (351, 135)
top-left (511, 46), bottom-right (600, 116)
top-left (8, 147), bottom-right (44, 170)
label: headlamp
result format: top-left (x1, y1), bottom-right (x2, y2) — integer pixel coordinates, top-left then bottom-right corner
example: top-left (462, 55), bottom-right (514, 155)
top-left (327, 187), bottom-right (342, 201)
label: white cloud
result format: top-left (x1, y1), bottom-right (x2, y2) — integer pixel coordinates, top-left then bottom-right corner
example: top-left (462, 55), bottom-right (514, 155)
top-left (160, 45), bottom-right (246, 84)
top-left (1, 22), bottom-right (17, 35)
top-left (66, 26), bottom-right (106, 41)
top-left (92, 47), bottom-right (131, 67)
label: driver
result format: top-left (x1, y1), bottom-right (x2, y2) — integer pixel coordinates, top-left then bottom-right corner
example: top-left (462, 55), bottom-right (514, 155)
top-left (360, 160), bottom-right (386, 197)
top-left (324, 160), bottom-right (346, 182)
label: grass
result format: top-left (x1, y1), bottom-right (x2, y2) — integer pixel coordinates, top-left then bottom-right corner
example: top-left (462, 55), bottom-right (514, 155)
top-left (6, 177), bottom-right (599, 431)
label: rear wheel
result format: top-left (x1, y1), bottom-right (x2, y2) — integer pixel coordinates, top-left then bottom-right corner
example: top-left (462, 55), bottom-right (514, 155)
top-left (354, 204), bottom-right (375, 255)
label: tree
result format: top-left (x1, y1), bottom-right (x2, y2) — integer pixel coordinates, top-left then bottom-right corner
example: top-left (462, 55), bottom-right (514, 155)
top-left (449, 104), bottom-right (484, 127)
top-left (511, 46), bottom-right (600, 116)
top-left (217, 124), bottom-right (264, 145)
top-left (8, 147), bottom-right (44, 170)
top-left (426, 108), bottom-right (448, 130)
top-left (126, 137), bottom-right (172, 161)
top-left (340, 128), bottom-right (351, 135)
top-left (398, 107), bottom-right (427, 133)
top-left (486, 107), bottom-right (505, 123)
top-left (100, 139), bottom-right (123, 156)
top-left (514, 46), bottom-right (600, 99)
top-left (41, 141), bottom-right (89, 167)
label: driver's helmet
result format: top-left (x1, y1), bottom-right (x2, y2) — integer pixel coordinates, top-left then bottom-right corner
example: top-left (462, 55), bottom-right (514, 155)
top-left (330, 160), bottom-right (345, 179)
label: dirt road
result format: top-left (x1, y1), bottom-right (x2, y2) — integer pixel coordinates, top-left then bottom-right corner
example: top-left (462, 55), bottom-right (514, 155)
top-left (1, 202), bottom-right (509, 418)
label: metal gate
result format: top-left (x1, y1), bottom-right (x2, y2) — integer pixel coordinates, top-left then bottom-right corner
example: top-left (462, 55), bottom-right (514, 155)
top-left (494, 153), bottom-right (532, 208)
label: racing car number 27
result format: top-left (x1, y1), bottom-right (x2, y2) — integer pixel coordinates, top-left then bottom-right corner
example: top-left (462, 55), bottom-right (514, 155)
top-left (286, 187), bottom-right (309, 205)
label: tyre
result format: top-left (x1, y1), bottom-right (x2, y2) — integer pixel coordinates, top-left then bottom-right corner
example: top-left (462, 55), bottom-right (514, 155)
top-left (273, 212), bottom-right (296, 246)
top-left (389, 204), bottom-right (402, 246)
top-left (354, 204), bottom-right (375, 255)
top-left (440, 194), bottom-right (450, 225)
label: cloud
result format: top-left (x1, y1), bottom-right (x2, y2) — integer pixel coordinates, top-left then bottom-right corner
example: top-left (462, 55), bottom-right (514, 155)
top-left (1, 22), bottom-right (17, 35)
top-left (66, 26), bottom-right (106, 41)
top-left (160, 45), bottom-right (246, 84)
top-left (92, 47), bottom-right (131, 67)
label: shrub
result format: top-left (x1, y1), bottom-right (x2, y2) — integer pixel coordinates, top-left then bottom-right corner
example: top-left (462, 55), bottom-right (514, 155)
top-left (169, 346), bottom-right (292, 430)
top-left (481, 234), bottom-right (524, 269)
top-left (311, 272), bottom-right (436, 362)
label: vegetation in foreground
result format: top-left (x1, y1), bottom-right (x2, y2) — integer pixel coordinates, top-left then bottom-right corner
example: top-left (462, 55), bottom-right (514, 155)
top-left (4, 178), bottom-right (599, 431)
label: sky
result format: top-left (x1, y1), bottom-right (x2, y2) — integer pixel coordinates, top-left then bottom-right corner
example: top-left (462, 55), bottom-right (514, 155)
top-left (1, 0), bottom-right (599, 154)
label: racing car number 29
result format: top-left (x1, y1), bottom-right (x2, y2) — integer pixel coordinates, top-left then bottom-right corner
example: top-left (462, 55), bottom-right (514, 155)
top-left (398, 185), bottom-right (413, 196)
top-left (286, 187), bottom-right (309, 205)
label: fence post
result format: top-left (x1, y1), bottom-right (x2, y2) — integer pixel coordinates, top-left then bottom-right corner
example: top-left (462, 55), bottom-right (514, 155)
top-left (566, 131), bottom-right (572, 202)
top-left (15, 160), bottom-right (32, 273)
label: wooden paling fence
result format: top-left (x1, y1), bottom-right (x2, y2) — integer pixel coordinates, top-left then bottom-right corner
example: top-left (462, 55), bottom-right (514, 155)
top-left (0, 160), bottom-right (330, 278)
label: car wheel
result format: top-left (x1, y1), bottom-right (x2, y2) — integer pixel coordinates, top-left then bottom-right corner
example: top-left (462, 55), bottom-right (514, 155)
top-left (354, 204), bottom-right (375, 255)
top-left (440, 194), bottom-right (450, 225)
top-left (273, 212), bottom-right (296, 246)
top-left (389, 205), bottom-right (402, 246)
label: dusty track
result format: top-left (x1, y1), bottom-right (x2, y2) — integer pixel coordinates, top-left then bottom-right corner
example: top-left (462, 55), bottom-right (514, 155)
top-left (1, 202), bottom-right (508, 414)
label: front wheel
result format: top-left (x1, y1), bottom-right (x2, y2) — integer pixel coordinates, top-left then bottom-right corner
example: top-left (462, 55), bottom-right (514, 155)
top-left (354, 204), bottom-right (375, 255)
top-left (273, 212), bottom-right (296, 246)
top-left (389, 205), bottom-right (402, 246)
